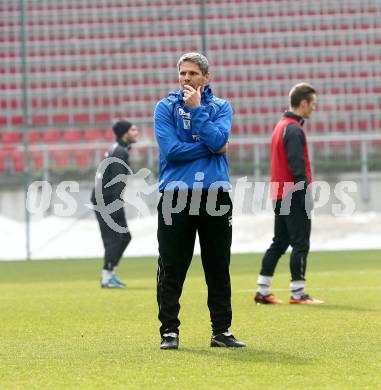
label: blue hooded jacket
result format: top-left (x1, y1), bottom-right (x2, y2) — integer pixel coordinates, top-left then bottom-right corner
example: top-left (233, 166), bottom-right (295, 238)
top-left (154, 85), bottom-right (232, 192)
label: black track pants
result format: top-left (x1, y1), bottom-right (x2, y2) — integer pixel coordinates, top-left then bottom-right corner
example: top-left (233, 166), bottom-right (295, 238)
top-left (260, 195), bottom-right (311, 281)
top-left (95, 209), bottom-right (131, 271)
top-left (157, 191), bottom-right (232, 336)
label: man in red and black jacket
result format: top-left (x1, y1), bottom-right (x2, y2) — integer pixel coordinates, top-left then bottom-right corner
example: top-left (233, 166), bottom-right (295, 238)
top-left (255, 83), bottom-right (324, 305)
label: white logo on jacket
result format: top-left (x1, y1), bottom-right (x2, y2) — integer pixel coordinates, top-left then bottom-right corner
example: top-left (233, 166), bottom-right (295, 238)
top-left (178, 108), bottom-right (191, 119)
top-left (178, 108), bottom-right (192, 130)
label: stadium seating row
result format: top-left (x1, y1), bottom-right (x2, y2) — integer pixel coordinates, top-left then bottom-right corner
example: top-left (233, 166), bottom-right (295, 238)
top-left (0, 128), bottom-right (115, 144)
top-left (2, 93), bottom-right (380, 118)
top-left (3, 35), bottom-right (380, 57)
top-left (2, 112), bottom-right (381, 150)
top-left (3, 56), bottom-right (380, 74)
top-left (0, 128), bottom-right (125, 143)
top-left (1, 1), bottom-right (379, 19)
top-left (0, 149), bottom-right (100, 172)
top-left (3, 17), bottom-right (380, 38)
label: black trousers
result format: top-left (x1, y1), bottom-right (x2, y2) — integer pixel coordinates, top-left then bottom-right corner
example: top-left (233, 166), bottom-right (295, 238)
top-left (157, 190), bottom-right (233, 336)
top-left (260, 194), bottom-right (311, 281)
top-left (95, 209), bottom-right (131, 271)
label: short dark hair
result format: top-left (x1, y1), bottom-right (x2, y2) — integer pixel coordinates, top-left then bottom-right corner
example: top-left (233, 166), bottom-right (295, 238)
top-left (289, 83), bottom-right (316, 108)
top-left (112, 119), bottom-right (132, 138)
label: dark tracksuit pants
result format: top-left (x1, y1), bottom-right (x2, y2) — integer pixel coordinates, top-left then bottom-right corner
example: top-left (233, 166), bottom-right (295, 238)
top-left (95, 209), bottom-right (131, 271)
top-left (157, 190), bottom-right (233, 336)
top-left (260, 193), bottom-right (311, 281)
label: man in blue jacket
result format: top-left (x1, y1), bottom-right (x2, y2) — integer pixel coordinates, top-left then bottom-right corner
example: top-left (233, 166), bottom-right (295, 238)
top-left (154, 52), bottom-right (245, 350)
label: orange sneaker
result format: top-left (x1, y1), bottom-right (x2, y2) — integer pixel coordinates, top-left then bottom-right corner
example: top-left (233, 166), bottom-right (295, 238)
top-left (254, 292), bottom-right (283, 304)
top-left (289, 294), bottom-right (324, 304)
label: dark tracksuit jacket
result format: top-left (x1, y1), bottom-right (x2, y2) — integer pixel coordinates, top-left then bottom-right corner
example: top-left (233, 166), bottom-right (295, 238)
top-left (91, 138), bottom-right (132, 271)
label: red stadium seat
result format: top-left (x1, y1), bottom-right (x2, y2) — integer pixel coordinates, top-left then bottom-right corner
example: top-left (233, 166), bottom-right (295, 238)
top-left (95, 112), bottom-right (111, 123)
top-left (31, 115), bottom-right (49, 125)
top-left (28, 130), bottom-right (42, 143)
top-left (52, 113), bottom-right (70, 124)
top-left (63, 129), bottom-right (82, 143)
top-left (49, 150), bottom-right (71, 169)
top-left (12, 152), bottom-right (24, 172)
top-left (72, 149), bottom-right (93, 169)
top-left (314, 122), bottom-right (325, 133)
top-left (250, 124), bottom-right (262, 134)
top-left (30, 151), bottom-right (44, 171)
top-left (335, 121), bottom-right (346, 132)
top-left (73, 113), bottom-right (90, 123)
top-left (83, 128), bottom-right (102, 141)
top-left (11, 116), bottom-right (23, 125)
top-left (103, 129), bottom-right (115, 141)
top-left (1, 131), bottom-right (22, 145)
top-left (43, 129), bottom-right (62, 143)
top-left (231, 125), bottom-right (239, 135)
top-left (358, 120), bottom-right (368, 131)
top-left (0, 153), bottom-right (7, 172)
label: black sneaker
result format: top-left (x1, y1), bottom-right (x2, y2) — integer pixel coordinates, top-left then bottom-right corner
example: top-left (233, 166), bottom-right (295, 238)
top-left (211, 332), bottom-right (246, 348)
top-left (160, 332), bottom-right (179, 350)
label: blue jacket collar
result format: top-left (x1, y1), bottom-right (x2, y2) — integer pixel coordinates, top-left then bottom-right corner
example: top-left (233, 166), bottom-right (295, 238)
top-left (168, 84), bottom-right (214, 105)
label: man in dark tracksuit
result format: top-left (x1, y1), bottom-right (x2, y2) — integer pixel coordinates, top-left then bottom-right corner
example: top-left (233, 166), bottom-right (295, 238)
top-left (255, 83), bottom-right (324, 305)
top-left (91, 119), bottom-right (138, 288)
top-left (154, 52), bottom-right (245, 349)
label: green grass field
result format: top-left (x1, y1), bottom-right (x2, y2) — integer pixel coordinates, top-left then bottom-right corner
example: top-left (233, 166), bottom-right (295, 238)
top-left (0, 250), bottom-right (380, 389)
